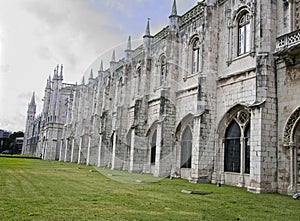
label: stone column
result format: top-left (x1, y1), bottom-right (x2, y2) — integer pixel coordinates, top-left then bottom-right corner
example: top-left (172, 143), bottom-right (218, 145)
top-left (97, 133), bottom-right (103, 167)
top-left (154, 122), bottom-right (162, 177)
top-left (70, 138), bottom-right (75, 162)
top-left (77, 136), bottom-right (82, 164)
top-left (238, 137), bottom-right (245, 187)
top-left (220, 140), bottom-right (225, 184)
top-left (64, 138), bottom-right (68, 162)
top-left (288, 143), bottom-right (297, 194)
top-left (191, 115), bottom-right (201, 182)
top-left (86, 135), bottom-right (91, 165)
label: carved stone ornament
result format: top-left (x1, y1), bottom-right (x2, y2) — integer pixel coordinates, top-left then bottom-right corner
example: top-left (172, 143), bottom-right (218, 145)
top-left (284, 106), bottom-right (300, 144)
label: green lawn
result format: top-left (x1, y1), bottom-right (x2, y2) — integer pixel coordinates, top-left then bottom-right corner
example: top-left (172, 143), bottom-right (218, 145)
top-left (0, 157), bottom-right (299, 220)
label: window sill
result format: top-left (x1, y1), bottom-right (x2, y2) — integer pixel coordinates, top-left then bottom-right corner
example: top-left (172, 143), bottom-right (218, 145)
top-left (183, 73), bottom-right (198, 81)
top-left (227, 51), bottom-right (255, 66)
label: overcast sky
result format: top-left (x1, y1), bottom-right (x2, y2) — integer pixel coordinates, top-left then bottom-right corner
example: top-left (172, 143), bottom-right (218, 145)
top-left (0, 0), bottom-right (197, 132)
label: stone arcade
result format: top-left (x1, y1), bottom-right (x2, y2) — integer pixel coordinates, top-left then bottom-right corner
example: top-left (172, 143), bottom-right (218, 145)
top-left (22, 0), bottom-right (300, 195)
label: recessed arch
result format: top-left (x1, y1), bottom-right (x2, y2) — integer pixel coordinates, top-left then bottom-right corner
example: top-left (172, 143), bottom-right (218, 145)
top-left (217, 104), bottom-right (250, 139)
top-left (283, 106), bottom-right (300, 144)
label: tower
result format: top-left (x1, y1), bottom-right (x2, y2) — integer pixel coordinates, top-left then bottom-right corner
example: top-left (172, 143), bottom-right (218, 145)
top-left (22, 92), bottom-right (36, 155)
top-left (143, 18), bottom-right (153, 56)
top-left (169, 0), bottom-right (180, 33)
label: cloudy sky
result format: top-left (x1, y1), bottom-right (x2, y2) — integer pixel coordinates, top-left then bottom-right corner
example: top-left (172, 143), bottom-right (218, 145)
top-left (0, 0), bottom-right (197, 132)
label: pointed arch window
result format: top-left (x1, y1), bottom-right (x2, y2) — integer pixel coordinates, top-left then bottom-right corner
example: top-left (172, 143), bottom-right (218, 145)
top-left (224, 114), bottom-right (251, 174)
top-left (160, 56), bottom-right (167, 86)
top-left (181, 126), bottom-right (192, 168)
top-left (224, 120), bottom-right (241, 173)
top-left (238, 12), bottom-right (251, 56)
top-left (192, 38), bottom-right (200, 73)
top-left (150, 129), bottom-right (157, 164)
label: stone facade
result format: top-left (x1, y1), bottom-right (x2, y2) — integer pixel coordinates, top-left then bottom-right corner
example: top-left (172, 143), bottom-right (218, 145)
top-left (22, 0), bottom-right (300, 194)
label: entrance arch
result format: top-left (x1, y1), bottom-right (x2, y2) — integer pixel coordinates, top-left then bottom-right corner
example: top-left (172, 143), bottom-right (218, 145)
top-left (283, 106), bottom-right (300, 192)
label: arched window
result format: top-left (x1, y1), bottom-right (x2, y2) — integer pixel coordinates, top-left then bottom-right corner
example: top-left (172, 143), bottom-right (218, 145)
top-left (150, 129), bottom-right (157, 164)
top-left (238, 12), bottom-right (251, 56)
top-left (160, 56), bottom-right (167, 86)
top-left (137, 67), bottom-right (141, 94)
top-left (181, 126), bottom-right (192, 168)
top-left (192, 39), bottom-right (200, 73)
top-left (224, 120), bottom-right (241, 173)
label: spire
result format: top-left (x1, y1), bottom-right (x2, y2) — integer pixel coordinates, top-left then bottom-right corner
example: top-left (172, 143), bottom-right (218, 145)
top-left (60, 64), bottom-right (63, 79)
top-left (46, 75), bottom-right (51, 89)
top-left (56, 64), bottom-right (59, 76)
top-left (171, 0), bottom-right (177, 16)
top-left (81, 76), bottom-right (85, 85)
top-left (144, 18), bottom-right (151, 37)
top-left (99, 60), bottom-right (103, 72)
top-left (53, 66), bottom-right (57, 77)
top-left (111, 50), bottom-right (116, 62)
top-left (30, 92), bottom-right (36, 106)
top-left (127, 36), bottom-right (132, 51)
top-left (89, 68), bottom-right (94, 79)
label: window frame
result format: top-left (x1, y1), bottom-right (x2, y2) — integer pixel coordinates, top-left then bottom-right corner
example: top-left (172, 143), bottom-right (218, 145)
top-left (192, 39), bottom-right (200, 74)
top-left (238, 12), bottom-right (251, 56)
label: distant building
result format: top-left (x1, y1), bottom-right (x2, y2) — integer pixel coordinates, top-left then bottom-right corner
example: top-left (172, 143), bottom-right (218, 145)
top-left (0, 129), bottom-right (11, 138)
top-left (0, 129), bottom-right (12, 152)
top-left (14, 137), bottom-right (24, 154)
top-left (22, 0), bottom-right (300, 195)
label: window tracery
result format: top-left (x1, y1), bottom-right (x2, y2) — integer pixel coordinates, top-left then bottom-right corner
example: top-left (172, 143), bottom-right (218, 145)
top-left (224, 110), bottom-right (250, 174)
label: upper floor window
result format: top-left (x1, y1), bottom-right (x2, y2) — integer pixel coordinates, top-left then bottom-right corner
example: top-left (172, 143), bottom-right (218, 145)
top-left (238, 12), bottom-right (251, 56)
top-left (160, 56), bottom-right (167, 86)
top-left (192, 39), bottom-right (200, 73)
top-left (137, 67), bottom-right (142, 94)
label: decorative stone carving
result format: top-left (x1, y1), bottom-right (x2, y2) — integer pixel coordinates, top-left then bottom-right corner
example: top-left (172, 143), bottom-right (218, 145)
top-left (284, 107), bottom-right (300, 144)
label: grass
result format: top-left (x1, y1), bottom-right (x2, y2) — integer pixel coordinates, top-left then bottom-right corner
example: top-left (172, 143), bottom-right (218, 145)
top-left (0, 157), bottom-right (299, 221)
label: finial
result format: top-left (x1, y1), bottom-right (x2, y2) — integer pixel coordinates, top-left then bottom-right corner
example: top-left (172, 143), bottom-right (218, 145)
top-left (145, 18), bottom-right (151, 36)
top-left (171, 0), bottom-right (177, 16)
top-left (111, 50), bottom-right (116, 62)
top-left (89, 68), bottom-right (94, 79)
top-left (53, 67), bottom-right (57, 76)
top-left (60, 64), bottom-right (63, 76)
top-left (46, 75), bottom-right (51, 88)
top-left (81, 76), bottom-right (85, 85)
top-left (30, 92), bottom-right (36, 106)
top-left (127, 36), bottom-right (132, 51)
top-left (99, 60), bottom-right (103, 71)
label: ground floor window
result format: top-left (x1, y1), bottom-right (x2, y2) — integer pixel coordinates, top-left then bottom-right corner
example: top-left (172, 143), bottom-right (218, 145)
top-left (224, 113), bottom-right (250, 174)
top-left (181, 126), bottom-right (192, 168)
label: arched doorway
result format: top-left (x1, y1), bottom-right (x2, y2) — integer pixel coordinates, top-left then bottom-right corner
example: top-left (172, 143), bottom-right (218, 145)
top-left (283, 106), bottom-right (300, 192)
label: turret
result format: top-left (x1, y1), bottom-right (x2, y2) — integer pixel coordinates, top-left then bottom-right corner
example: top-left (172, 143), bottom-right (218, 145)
top-left (88, 68), bottom-right (95, 84)
top-left (98, 60), bottom-right (104, 83)
top-left (22, 92), bottom-right (37, 154)
top-left (42, 76), bottom-right (52, 124)
top-left (28, 92), bottom-right (36, 115)
top-left (169, 0), bottom-right (180, 33)
top-left (125, 36), bottom-right (133, 62)
top-left (110, 50), bottom-right (117, 72)
top-left (143, 18), bottom-right (153, 56)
